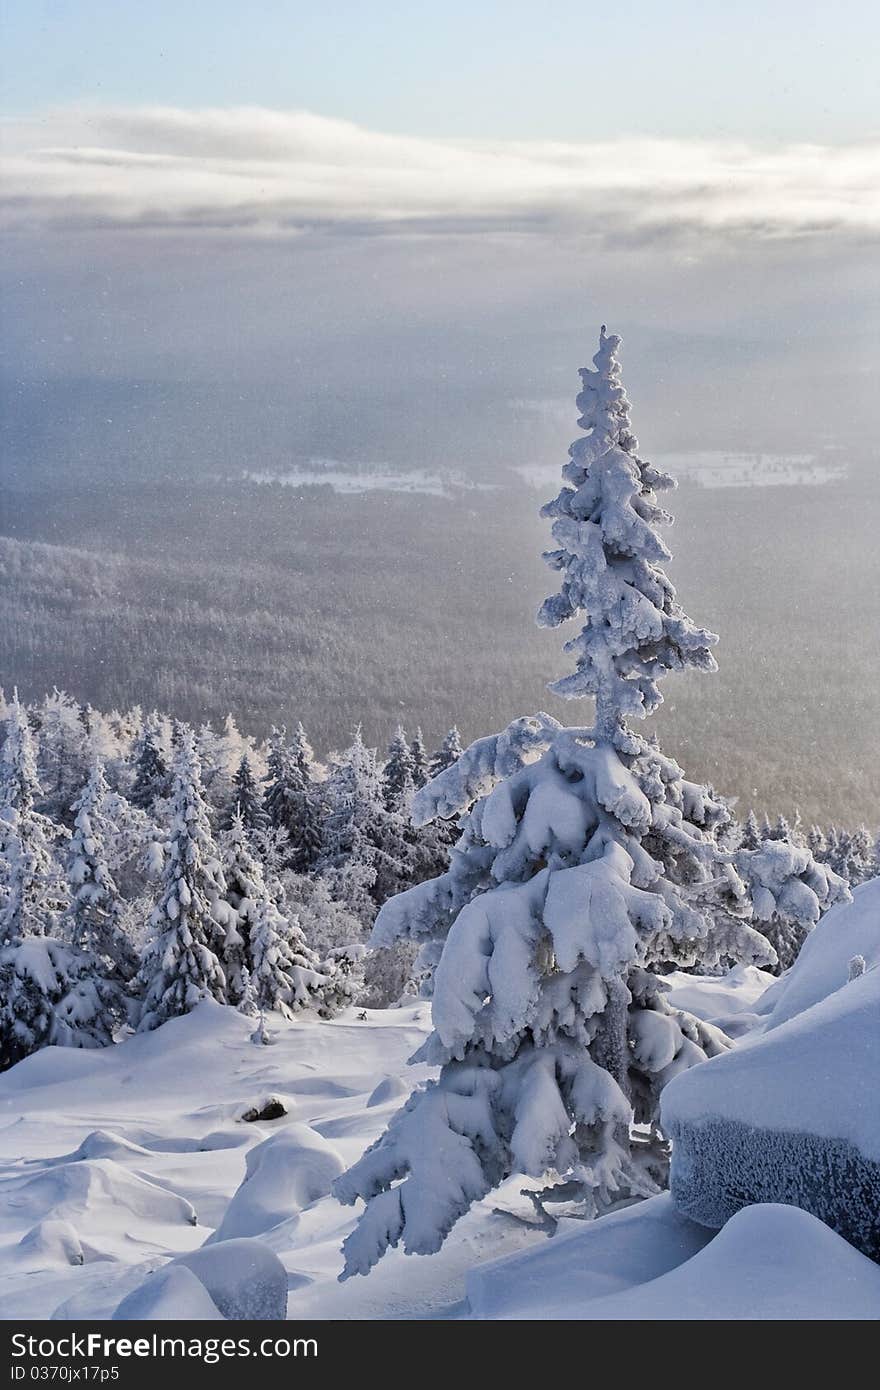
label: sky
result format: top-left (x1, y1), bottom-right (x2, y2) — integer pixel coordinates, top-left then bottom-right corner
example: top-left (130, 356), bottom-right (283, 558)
top-left (0, 1), bottom-right (878, 474)
top-left (2, 1), bottom-right (879, 140)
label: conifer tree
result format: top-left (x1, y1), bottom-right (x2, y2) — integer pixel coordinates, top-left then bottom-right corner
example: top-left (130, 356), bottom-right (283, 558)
top-left (0, 696), bottom-right (68, 943)
top-left (66, 762), bottom-right (137, 983)
top-left (335, 328), bottom-right (847, 1275)
top-left (410, 728), bottom-right (430, 788)
top-left (130, 716), bottom-right (171, 811)
top-left (0, 701), bottom-right (122, 1066)
top-left (383, 726), bottom-right (416, 812)
top-left (320, 729), bottom-right (412, 925)
top-left (226, 754), bottom-right (267, 832)
top-left (807, 824), bottom-right (827, 859)
top-left (221, 811), bottom-right (339, 1016)
top-left (136, 731), bottom-right (228, 1031)
top-left (35, 690), bottom-right (89, 824)
top-left (264, 724), bottom-right (323, 872)
top-left (429, 726), bottom-right (464, 779)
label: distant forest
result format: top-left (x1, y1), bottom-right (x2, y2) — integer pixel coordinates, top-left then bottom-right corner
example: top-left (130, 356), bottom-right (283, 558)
top-left (2, 470), bottom-right (878, 826)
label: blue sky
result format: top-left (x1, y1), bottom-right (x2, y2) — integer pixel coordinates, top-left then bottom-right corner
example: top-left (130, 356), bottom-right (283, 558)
top-left (2, 0), bottom-right (878, 140)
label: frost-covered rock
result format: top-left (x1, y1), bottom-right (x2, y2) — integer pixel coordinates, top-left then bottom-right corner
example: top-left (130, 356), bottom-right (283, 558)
top-left (209, 1125), bottom-right (344, 1242)
top-left (663, 883), bottom-right (880, 1258)
top-left (113, 1264), bottom-right (224, 1321)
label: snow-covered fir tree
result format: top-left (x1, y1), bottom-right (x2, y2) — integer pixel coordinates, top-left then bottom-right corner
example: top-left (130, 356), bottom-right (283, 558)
top-left (740, 809), bottom-right (762, 851)
top-left (383, 726), bottom-right (417, 812)
top-left (334, 328), bottom-right (848, 1275)
top-left (0, 702), bottom-right (122, 1066)
top-left (226, 754), bottom-right (267, 832)
top-left (429, 726), bottom-right (464, 779)
top-left (135, 730), bottom-right (229, 1031)
top-left (221, 811), bottom-right (347, 1018)
top-left (807, 824), bottom-right (827, 859)
top-left (319, 728), bottom-right (411, 925)
top-left (0, 696), bottom-right (68, 943)
top-left (410, 728), bottom-right (430, 788)
top-left (34, 690), bottom-right (89, 824)
top-left (264, 724), bottom-right (323, 872)
top-left (129, 716), bottom-right (171, 811)
top-left (65, 762), bottom-right (137, 984)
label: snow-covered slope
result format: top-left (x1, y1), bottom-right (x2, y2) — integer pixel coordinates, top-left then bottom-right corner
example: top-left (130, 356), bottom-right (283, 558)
top-left (0, 1000), bottom-right (548, 1319)
top-left (0, 943), bottom-right (874, 1319)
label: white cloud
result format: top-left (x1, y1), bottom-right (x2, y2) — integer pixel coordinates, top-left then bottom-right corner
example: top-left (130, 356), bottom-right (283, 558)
top-left (2, 106), bottom-right (879, 241)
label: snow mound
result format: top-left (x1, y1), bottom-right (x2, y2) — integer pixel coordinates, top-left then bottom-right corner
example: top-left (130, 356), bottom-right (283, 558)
top-left (469, 1202), bottom-right (880, 1319)
top-left (209, 1125), bottom-right (344, 1242)
top-left (44, 1130), bottom-right (153, 1165)
top-left (15, 1220), bottom-right (84, 1270)
top-left (367, 1075), bottom-right (409, 1108)
top-left (468, 1194), bottom-right (711, 1319)
top-left (113, 1264), bottom-right (223, 1321)
top-left (763, 876), bottom-right (880, 1030)
top-left (7, 1160), bottom-right (197, 1231)
top-left (663, 965), bottom-right (774, 1029)
top-left (173, 1240), bottom-right (287, 1320)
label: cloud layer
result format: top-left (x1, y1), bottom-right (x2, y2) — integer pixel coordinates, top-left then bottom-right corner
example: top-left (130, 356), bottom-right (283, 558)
top-left (2, 106), bottom-right (879, 242)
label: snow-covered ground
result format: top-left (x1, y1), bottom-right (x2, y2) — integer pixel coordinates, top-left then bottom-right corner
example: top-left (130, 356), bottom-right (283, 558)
top-left (0, 940), bottom-right (876, 1320)
top-left (0, 1000), bottom-right (550, 1320)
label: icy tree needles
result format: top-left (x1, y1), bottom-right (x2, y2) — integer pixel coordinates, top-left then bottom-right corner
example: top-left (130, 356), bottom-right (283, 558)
top-left (334, 328), bottom-right (848, 1276)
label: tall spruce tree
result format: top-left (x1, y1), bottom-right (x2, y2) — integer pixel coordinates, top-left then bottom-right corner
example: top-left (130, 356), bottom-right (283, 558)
top-left (66, 762), bottom-right (137, 982)
top-left (222, 812), bottom-right (348, 1018)
top-left (136, 730), bottom-right (228, 1031)
top-left (264, 724), bottom-right (323, 871)
top-left (383, 726), bottom-right (417, 812)
top-left (410, 729), bottom-right (430, 788)
top-left (130, 716), bottom-right (171, 811)
top-left (0, 700), bottom-right (121, 1067)
top-left (429, 726), bottom-right (464, 779)
top-left (226, 754), bottom-right (267, 832)
top-left (335, 328), bottom-right (847, 1275)
top-left (0, 696), bottom-right (68, 943)
top-left (320, 729), bottom-right (413, 926)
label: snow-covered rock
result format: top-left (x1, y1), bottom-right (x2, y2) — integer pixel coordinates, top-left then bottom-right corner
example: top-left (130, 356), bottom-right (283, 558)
top-left (209, 1125), bottom-right (344, 1242)
top-left (662, 881), bottom-right (880, 1257)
